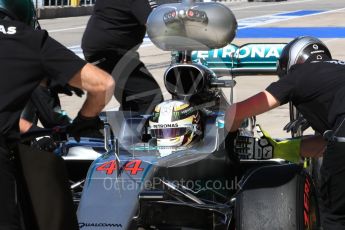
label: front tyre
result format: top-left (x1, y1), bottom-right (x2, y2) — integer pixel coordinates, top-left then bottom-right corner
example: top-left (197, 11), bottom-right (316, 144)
top-left (235, 170), bottom-right (320, 230)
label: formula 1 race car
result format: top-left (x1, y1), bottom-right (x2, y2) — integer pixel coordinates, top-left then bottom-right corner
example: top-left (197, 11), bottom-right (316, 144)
top-left (23, 1), bottom-right (320, 229)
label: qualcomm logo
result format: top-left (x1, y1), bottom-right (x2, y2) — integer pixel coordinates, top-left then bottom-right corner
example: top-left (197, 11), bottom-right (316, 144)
top-left (79, 223), bottom-right (123, 229)
top-left (192, 44), bottom-right (284, 60)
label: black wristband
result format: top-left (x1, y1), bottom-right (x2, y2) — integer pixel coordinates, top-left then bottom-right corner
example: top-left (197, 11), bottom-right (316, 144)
top-left (28, 124), bottom-right (45, 133)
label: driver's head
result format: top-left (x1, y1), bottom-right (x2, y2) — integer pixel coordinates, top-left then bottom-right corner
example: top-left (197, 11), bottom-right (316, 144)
top-left (277, 36), bottom-right (332, 78)
top-left (0, 0), bottom-right (38, 27)
top-left (149, 100), bottom-right (202, 148)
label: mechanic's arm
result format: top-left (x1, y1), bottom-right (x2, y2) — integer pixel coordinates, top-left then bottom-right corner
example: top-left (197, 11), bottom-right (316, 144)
top-left (68, 63), bottom-right (115, 117)
top-left (300, 135), bottom-right (326, 158)
top-left (225, 90), bottom-right (280, 132)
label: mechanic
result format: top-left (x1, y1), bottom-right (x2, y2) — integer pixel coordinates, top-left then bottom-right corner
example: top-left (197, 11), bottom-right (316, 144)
top-left (225, 36), bottom-right (345, 229)
top-left (81, 0), bottom-right (163, 113)
top-left (0, 0), bottom-right (114, 229)
top-left (18, 22), bottom-right (80, 134)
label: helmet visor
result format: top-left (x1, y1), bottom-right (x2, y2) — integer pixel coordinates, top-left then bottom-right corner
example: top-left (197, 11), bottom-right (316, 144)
top-left (151, 127), bottom-right (190, 139)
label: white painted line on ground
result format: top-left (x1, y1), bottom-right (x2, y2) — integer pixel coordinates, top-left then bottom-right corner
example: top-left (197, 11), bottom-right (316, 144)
top-left (238, 7), bottom-right (345, 29)
top-left (230, 0), bottom-right (317, 11)
top-left (238, 12), bottom-right (312, 29)
top-left (48, 26), bottom-right (85, 33)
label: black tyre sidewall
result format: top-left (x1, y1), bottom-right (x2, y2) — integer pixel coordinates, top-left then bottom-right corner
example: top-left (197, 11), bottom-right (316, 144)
top-left (236, 171), bottom-right (320, 230)
top-left (296, 172), bottom-right (320, 230)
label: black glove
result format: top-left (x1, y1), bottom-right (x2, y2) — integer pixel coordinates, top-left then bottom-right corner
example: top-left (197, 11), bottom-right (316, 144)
top-left (225, 131), bottom-right (238, 152)
top-left (225, 131), bottom-right (240, 162)
top-left (224, 131), bottom-right (241, 174)
top-left (67, 113), bottom-right (104, 142)
top-left (50, 84), bottom-right (84, 97)
top-left (283, 115), bottom-right (310, 134)
top-left (31, 137), bottom-right (57, 152)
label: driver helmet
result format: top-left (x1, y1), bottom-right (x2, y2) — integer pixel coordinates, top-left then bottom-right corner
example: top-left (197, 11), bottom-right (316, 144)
top-left (277, 36), bottom-right (332, 78)
top-left (0, 0), bottom-right (39, 28)
top-left (149, 100), bottom-right (202, 148)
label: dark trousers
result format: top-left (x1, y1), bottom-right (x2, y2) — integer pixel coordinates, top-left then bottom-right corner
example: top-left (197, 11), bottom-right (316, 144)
top-left (0, 143), bottom-right (79, 230)
top-left (0, 146), bottom-right (22, 230)
top-left (84, 49), bottom-right (163, 113)
top-left (320, 117), bottom-right (345, 229)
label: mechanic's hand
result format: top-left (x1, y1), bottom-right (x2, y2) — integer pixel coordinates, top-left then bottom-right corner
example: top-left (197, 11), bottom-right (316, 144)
top-left (51, 84), bottom-right (85, 97)
top-left (67, 113), bottom-right (104, 142)
top-left (224, 131), bottom-right (240, 164)
top-left (68, 85), bottom-right (84, 97)
top-left (235, 125), bottom-right (301, 163)
top-left (235, 134), bottom-right (274, 160)
top-left (31, 137), bottom-right (57, 152)
top-left (284, 115), bottom-right (310, 134)
top-left (225, 131), bottom-right (238, 152)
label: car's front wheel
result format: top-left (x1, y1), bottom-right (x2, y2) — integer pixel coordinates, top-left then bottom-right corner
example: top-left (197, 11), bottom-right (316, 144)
top-left (235, 166), bottom-right (320, 230)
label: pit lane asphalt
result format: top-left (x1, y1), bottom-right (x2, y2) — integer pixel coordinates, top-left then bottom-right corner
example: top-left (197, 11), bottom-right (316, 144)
top-left (40, 0), bottom-right (345, 137)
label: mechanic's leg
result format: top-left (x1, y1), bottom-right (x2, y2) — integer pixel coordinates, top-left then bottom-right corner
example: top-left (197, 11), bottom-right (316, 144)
top-left (320, 125), bottom-right (345, 229)
top-left (109, 51), bottom-right (163, 113)
top-left (0, 147), bottom-right (22, 230)
top-left (84, 51), bottom-right (118, 74)
top-left (85, 50), bottom-right (163, 113)
top-left (119, 63), bottom-right (163, 113)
